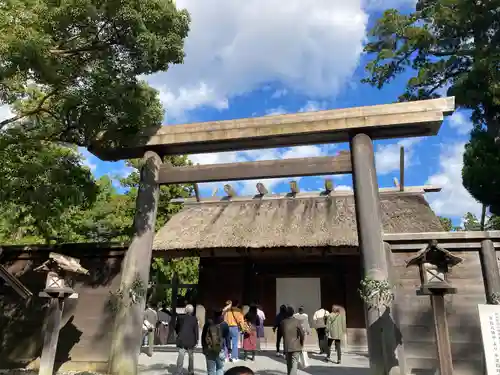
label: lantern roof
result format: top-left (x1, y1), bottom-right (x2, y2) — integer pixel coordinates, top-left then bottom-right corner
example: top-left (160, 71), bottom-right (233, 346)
top-left (406, 240), bottom-right (463, 268)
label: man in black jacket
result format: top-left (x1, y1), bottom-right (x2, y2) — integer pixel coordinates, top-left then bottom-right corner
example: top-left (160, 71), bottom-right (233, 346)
top-left (175, 304), bottom-right (199, 375)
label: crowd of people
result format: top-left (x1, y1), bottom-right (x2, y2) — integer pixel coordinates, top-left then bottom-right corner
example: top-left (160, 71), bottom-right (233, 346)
top-left (142, 301), bottom-right (347, 375)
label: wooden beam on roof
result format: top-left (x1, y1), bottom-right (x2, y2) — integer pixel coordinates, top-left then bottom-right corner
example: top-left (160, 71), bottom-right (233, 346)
top-left (223, 184), bottom-right (237, 197)
top-left (289, 180), bottom-right (300, 195)
top-left (324, 178), bottom-right (334, 193)
top-left (256, 182), bottom-right (268, 195)
top-left (170, 185), bottom-right (442, 204)
top-left (156, 151), bottom-right (352, 184)
top-left (88, 97), bottom-right (455, 160)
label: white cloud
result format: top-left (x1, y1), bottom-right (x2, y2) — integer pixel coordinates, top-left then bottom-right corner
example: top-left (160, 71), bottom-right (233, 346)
top-left (447, 111), bottom-right (473, 135)
top-left (335, 184), bottom-right (353, 191)
top-left (299, 100), bottom-right (328, 112)
top-left (78, 147), bottom-right (98, 172)
top-left (425, 142), bottom-right (482, 218)
top-left (375, 138), bottom-right (422, 175)
top-left (265, 107), bottom-right (288, 116)
top-left (0, 105), bottom-right (13, 123)
top-left (147, 0), bottom-right (368, 119)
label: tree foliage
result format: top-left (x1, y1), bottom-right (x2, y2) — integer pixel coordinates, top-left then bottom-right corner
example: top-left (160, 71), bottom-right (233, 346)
top-left (439, 212), bottom-right (500, 231)
top-left (0, 129), bottom-right (98, 243)
top-left (362, 0), bottom-right (500, 212)
top-left (463, 126), bottom-right (500, 214)
top-left (438, 216), bottom-right (454, 231)
top-left (0, 0), bottom-right (191, 244)
top-left (0, 0), bottom-right (190, 145)
top-left (0, 154), bottom-right (199, 301)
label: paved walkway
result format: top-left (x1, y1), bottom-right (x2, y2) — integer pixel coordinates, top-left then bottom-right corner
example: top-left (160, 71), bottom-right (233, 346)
top-left (138, 346), bottom-right (370, 375)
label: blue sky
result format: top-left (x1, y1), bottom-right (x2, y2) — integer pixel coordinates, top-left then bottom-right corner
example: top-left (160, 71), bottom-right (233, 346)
top-left (54, 0), bottom-right (483, 224)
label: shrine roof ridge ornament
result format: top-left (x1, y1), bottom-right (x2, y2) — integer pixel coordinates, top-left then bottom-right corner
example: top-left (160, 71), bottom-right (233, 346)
top-left (88, 97), bottom-right (455, 161)
top-left (170, 184), bottom-right (442, 205)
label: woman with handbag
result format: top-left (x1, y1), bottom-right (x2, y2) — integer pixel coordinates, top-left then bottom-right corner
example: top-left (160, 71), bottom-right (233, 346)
top-left (242, 304), bottom-right (260, 361)
top-left (224, 300), bottom-right (245, 362)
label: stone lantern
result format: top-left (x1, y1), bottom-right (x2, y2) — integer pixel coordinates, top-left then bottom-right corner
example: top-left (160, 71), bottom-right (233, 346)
top-left (406, 240), bottom-right (463, 375)
top-left (34, 252), bottom-right (89, 375)
top-left (406, 239), bottom-right (462, 296)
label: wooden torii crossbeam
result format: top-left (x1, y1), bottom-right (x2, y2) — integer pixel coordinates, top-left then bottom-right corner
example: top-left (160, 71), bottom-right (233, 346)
top-left (89, 97), bottom-right (455, 160)
top-left (158, 151), bottom-right (351, 184)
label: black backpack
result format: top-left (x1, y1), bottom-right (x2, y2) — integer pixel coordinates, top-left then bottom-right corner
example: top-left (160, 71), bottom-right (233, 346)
top-left (204, 323), bottom-right (222, 353)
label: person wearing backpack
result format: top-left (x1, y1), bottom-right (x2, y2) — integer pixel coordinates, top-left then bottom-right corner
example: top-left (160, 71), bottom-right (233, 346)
top-left (202, 309), bottom-right (229, 375)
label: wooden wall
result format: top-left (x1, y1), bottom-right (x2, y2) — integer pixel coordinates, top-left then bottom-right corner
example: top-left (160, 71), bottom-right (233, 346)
top-left (392, 250), bottom-right (486, 375)
top-left (0, 247), bottom-right (125, 372)
top-left (198, 253), bottom-right (367, 346)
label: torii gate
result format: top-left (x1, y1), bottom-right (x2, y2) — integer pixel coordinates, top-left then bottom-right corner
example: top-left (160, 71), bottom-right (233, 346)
top-left (88, 97), bottom-right (455, 375)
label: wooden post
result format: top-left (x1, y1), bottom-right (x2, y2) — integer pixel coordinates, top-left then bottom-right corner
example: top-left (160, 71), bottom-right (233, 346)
top-left (193, 183), bottom-right (201, 202)
top-left (194, 163), bottom-right (201, 202)
top-left (479, 239), bottom-right (500, 304)
top-left (399, 146), bottom-right (404, 191)
top-left (430, 293), bottom-right (454, 375)
top-left (384, 243), bottom-right (407, 375)
top-left (350, 133), bottom-right (400, 375)
top-left (108, 151), bottom-right (162, 375)
top-left (39, 298), bottom-right (64, 375)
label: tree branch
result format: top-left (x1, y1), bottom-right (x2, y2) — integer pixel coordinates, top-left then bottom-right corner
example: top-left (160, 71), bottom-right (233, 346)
top-left (0, 89), bottom-right (59, 130)
top-left (49, 39), bottom-right (110, 57)
top-left (426, 68), bottom-right (470, 95)
top-left (428, 49), bottom-right (475, 57)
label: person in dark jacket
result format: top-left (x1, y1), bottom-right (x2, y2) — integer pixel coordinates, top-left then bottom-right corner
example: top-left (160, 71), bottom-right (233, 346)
top-left (280, 306), bottom-right (304, 375)
top-left (156, 304), bottom-right (171, 345)
top-left (175, 304), bottom-right (199, 375)
top-left (273, 304), bottom-right (287, 356)
top-left (202, 309), bottom-right (230, 375)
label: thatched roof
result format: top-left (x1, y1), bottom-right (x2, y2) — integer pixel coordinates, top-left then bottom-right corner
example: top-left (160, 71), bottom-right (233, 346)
top-left (153, 194), bottom-right (443, 251)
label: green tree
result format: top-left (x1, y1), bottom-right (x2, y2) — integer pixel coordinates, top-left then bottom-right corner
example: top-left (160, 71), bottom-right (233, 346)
top-left (0, 129), bottom-right (98, 244)
top-left (438, 216), bottom-right (453, 231)
top-left (362, 0), bottom-right (500, 212)
top-left (0, 0), bottom-right (191, 239)
top-left (64, 176), bottom-right (135, 243)
top-left (0, 0), bottom-right (190, 145)
top-left (487, 215), bottom-right (500, 230)
top-left (462, 212), bottom-right (481, 231)
top-left (463, 127), bottom-right (500, 214)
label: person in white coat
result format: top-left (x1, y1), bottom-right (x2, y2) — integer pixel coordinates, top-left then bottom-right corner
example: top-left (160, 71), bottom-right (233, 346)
top-left (293, 306), bottom-right (311, 368)
top-left (312, 307), bottom-right (329, 354)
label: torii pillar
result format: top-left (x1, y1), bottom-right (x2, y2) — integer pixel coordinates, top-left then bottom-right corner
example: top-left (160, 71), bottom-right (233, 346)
top-left (350, 133), bottom-right (401, 375)
top-left (108, 151), bottom-right (162, 375)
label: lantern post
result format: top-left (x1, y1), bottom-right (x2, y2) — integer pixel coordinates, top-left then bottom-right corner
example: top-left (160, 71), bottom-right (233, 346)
top-left (406, 240), bottom-right (463, 375)
top-left (35, 252), bottom-right (89, 375)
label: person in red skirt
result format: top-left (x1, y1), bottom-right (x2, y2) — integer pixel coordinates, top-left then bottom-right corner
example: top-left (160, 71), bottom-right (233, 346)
top-left (242, 304), bottom-right (261, 361)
